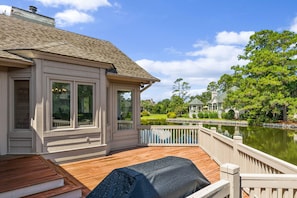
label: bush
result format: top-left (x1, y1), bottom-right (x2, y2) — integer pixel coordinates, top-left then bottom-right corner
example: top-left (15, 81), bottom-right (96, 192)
top-left (198, 112), bottom-right (204, 118)
top-left (209, 112), bottom-right (218, 119)
top-left (167, 112), bottom-right (177, 118)
top-left (192, 114), bottom-right (196, 118)
top-left (203, 112), bottom-right (209, 118)
top-left (141, 110), bottom-right (150, 117)
top-left (222, 110), bottom-right (234, 120)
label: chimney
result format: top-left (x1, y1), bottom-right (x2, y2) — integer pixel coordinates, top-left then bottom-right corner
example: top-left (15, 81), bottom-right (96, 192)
top-left (9, 5), bottom-right (55, 27)
top-left (29, 5), bottom-right (37, 13)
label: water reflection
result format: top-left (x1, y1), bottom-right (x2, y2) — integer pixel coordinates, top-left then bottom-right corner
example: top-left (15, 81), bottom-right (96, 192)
top-left (203, 124), bottom-right (297, 166)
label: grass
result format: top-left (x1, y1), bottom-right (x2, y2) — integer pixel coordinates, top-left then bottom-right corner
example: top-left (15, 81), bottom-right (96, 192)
top-left (141, 114), bottom-right (167, 120)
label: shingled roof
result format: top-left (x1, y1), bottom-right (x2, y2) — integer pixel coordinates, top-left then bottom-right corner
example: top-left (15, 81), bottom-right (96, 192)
top-left (0, 14), bottom-right (159, 83)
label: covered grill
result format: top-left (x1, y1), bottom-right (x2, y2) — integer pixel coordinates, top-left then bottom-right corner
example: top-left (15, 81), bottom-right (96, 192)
top-left (87, 156), bottom-right (210, 198)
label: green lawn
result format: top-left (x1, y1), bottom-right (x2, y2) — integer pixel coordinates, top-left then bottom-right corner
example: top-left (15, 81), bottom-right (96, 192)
top-left (141, 114), bottom-right (167, 120)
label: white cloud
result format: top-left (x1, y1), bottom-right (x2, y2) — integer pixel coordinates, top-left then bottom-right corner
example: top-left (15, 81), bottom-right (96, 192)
top-left (55, 10), bottom-right (94, 27)
top-left (35, 0), bottom-right (111, 11)
top-left (290, 16), bottom-right (297, 33)
top-left (138, 31), bottom-right (252, 101)
top-left (216, 31), bottom-right (254, 45)
top-left (33, 0), bottom-right (112, 26)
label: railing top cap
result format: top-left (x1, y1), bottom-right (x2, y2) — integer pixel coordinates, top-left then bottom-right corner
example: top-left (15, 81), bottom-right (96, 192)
top-left (221, 163), bottom-right (240, 174)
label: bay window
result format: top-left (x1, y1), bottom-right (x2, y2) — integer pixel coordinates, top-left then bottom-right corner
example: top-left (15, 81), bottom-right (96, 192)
top-left (51, 81), bottom-right (94, 129)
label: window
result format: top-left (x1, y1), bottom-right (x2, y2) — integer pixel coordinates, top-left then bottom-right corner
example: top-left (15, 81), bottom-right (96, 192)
top-left (78, 85), bottom-right (93, 126)
top-left (52, 82), bottom-right (71, 128)
top-left (14, 80), bottom-right (30, 129)
top-left (117, 90), bottom-right (133, 130)
top-left (51, 81), bottom-right (94, 129)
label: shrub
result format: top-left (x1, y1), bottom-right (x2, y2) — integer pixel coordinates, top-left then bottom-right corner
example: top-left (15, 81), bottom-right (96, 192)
top-left (198, 112), bottom-right (204, 118)
top-left (167, 112), bottom-right (177, 118)
top-left (203, 112), bottom-right (209, 118)
top-left (141, 110), bottom-right (150, 117)
top-left (192, 114), bottom-right (196, 118)
top-left (208, 112), bottom-right (217, 118)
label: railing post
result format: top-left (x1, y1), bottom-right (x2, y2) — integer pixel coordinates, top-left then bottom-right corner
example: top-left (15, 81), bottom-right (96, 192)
top-left (210, 127), bottom-right (216, 158)
top-left (197, 123), bottom-right (203, 146)
top-left (220, 163), bottom-right (240, 198)
top-left (233, 135), bottom-right (242, 165)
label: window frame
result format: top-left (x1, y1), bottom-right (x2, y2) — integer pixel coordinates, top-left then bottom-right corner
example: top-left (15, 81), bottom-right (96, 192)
top-left (12, 79), bottom-right (31, 131)
top-left (50, 79), bottom-right (95, 131)
top-left (115, 88), bottom-right (135, 131)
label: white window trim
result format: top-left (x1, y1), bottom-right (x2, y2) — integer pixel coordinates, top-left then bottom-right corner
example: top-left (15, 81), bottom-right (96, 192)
top-left (114, 86), bottom-right (136, 132)
top-left (47, 77), bottom-right (97, 132)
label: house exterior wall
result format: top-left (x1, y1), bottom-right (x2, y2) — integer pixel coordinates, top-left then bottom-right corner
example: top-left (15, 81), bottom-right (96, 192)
top-left (108, 82), bottom-right (141, 151)
top-left (38, 60), bottom-right (105, 154)
top-left (8, 67), bottom-right (34, 153)
top-left (2, 58), bottom-right (143, 160)
top-left (0, 69), bottom-right (8, 155)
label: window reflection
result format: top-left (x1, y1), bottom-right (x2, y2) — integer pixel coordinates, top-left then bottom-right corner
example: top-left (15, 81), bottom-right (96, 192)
top-left (117, 90), bottom-right (133, 130)
top-left (52, 82), bottom-right (71, 127)
top-left (78, 85), bottom-right (93, 126)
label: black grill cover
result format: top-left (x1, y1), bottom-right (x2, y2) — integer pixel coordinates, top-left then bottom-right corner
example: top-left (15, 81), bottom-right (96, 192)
top-left (87, 156), bottom-right (210, 198)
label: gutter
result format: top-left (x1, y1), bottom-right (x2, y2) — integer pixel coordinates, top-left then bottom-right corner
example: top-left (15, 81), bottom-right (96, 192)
top-left (140, 81), bottom-right (153, 93)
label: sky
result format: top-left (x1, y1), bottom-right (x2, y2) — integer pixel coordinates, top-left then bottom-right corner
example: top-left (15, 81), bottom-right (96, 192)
top-left (1, 0), bottom-right (297, 102)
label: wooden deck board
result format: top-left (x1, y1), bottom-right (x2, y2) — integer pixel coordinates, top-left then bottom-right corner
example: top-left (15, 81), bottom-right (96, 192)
top-left (61, 146), bottom-right (220, 191)
top-left (0, 155), bottom-right (63, 193)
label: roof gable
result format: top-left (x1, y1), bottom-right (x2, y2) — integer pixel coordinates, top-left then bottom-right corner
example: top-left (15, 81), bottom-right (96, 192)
top-left (0, 15), bottom-right (159, 83)
top-left (189, 98), bottom-right (203, 105)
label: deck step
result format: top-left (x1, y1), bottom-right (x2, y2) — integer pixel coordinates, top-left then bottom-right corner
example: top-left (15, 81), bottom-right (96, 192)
top-left (45, 159), bottom-right (90, 197)
top-left (0, 155), bottom-right (90, 197)
top-left (0, 155), bottom-right (65, 198)
top-left (0, 176), bottom-right (64, 198)
top-left (24, 184), bottom-right (82, 198)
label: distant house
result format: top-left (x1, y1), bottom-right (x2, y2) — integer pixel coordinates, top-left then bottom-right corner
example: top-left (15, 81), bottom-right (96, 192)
top-left (208, 87), bottom-right (239, 119)
top-left (188, 91), bottom-right (226, 118)
top-left (0, 6), bottom-right (159, 162)
top-left (188, 98), bottom-right (204, 118)
top-left (208, 91), bottom-right (227, 116)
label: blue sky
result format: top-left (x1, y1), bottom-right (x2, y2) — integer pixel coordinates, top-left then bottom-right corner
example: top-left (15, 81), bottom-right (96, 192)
top-left (1, 0), bottom-right (297, 101)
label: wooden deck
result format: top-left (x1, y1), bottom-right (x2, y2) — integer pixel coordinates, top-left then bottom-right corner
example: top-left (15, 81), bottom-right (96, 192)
top-left (61, 146), bottom-right (220, 190)
top-left (0, 146), bottom-right (220, 197)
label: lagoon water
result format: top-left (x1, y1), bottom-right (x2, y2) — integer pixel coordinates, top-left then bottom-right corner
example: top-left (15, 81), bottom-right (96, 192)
top-left (203, 124), bottom-right (297, 166)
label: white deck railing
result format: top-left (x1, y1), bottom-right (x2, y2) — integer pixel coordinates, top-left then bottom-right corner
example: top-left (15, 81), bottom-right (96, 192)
top-left (197, 124), bottom-right (297, 174)
top-left (241, 173), bottom-right (297, 197)
top-left (138, 124), bottom-right (297, 198)
top-left (138, 125), bottom-right (199, 146)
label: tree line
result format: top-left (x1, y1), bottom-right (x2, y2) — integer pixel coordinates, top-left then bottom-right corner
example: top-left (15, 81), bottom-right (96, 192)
top-left (142, 30), bottom-right (297, 124)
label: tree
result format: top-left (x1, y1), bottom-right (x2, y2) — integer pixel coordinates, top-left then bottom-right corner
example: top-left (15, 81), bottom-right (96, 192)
top-left (207, 81), bottom-right (219, 92)
top-left (226, 30), bottom-right (297, 123)
top-left (195, 91), bottom-right (211, 105)
top-left (172, 78), bottom-right (191, 101)
top-left (168, 95), bottom-right (188, 116)
top-left (141, 99), bottom-right (155, 113)
top-left (218, 74), bottom-right (235, 92)
top-left (152, 99), bottom-right (170, 114)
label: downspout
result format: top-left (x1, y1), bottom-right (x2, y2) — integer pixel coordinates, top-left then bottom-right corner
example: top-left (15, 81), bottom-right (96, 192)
top-left (140, 81), bottom-right (153, 93)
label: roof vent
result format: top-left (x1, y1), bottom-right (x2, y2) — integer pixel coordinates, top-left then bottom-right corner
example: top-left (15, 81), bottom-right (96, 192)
top-left (29, 5), bottom-right (37, 13)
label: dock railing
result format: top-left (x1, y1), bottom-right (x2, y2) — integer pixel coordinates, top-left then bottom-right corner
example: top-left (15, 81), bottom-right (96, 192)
top-left (138, 124), bottom-right (297, 198)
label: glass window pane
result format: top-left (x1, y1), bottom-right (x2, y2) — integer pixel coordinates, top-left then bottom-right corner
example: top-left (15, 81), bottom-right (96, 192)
top-left (78, 84), bottom-right (93, 126)
top-left (14, 80), bottom-right (30, 129)
top-left (117, 90), bottom-right (133, 130)
top-left (52, 82), bottom-right (71, 128)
